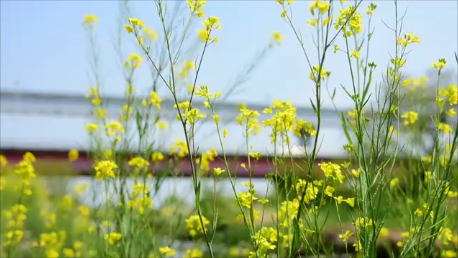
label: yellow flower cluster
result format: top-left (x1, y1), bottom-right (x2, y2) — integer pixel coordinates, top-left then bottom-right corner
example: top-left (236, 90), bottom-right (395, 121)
top-left (62, 241), bottom-right (84, 258)
top-left (170, 139), bottom-right (189, 158)
top-left (250, 227), bottom-right (277, 258)
top-left (401, 111), bottom-right (418, 125)
top-left (185, 215), bottom-right (210, 237)
top-left (159, 246), bottom-right (176, 257)
top-left (334, 5), bottom-right (363, 37)
top-left (438, 123), bottom-right (452, 134)
top-left (295, 179), bottom-right (319, 204)
top-left (270, 31), bottom-right (283, 45)
top-left (125, 54), bottom-right (142, 69)
top-left (196, 148), bottom-right (217, 172)
top-left (402, 76), bottom-right (428, 92)
top-left (14, 156), bottom-right (36, 195)
top-left (174, 101), bottom-right (206, 124)
top-left (197, 16), bottom-right (221, 43)
top-left (41, 210), bottom-right (57, 228)
top-left (309, 65), bottom-right (330, 81)
top-left (318, 162), bottom-right (345, 183)
top-left (5, 205), bottom-right (27, 230)
top-left (124, 18), bottom-right (158, 45)
top-left (40, 231), bottom-right (67, 258)
top-left (128, 156), bottom-right (150, 170)
top-left (262, 99), bottom-right (297, 143)
top-left (184, 248), bottom-right (203, 258)
top-left (186, 0), bottom-right (205, 17)
top-left (236, 107), bottom-right (261, 136)
top-left (438, 84), bottom-right (458, 106)
top-left (94, 160), bottom-right (118, 179)
top-left (3, 205), bottom-right (28, 247)
top-left (179, 60), bottom-right (195, 78)
top-left (85, 86), bottom-right (101, 106)
top-left (397, 32), bottom-right (419, 47)
top-left (105, 121), bottom-right (124, 138)
top-left (82, 14), bottom-right (97, 28)
top-left (104, 232), bottom-right (122, 245)
top-left (85, 123), bottom-right (99, 134)
top-left (431, 58), bottom-right (447, 70)
top-left (237, 181), bottom-right (262, 209)
top-left (195, 85), bottom-right (222, 101)
top-left (354, 217), bottom-right (373, 228)
top-left (127, 183), bottom-right (152, 214)
top-left (309, 1), bottom-right (330, 15)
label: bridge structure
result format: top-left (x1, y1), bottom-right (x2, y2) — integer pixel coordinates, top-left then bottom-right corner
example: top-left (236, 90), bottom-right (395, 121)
top-left (0, 89), bottom-right (360, 177)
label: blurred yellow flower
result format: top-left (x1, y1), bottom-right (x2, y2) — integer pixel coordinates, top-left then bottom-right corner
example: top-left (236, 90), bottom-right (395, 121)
top-left (68, 149), bottom-right (79, 162)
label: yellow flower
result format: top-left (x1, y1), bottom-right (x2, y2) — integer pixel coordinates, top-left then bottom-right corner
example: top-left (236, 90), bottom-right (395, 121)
top-left (128, 17), bottom-right (144, 28)
top-left (351, 169), bottom-right (360, 178)
top-left (45, 249), bottom-right (59, 258)
top-left (307, 19), bottom-right (318, 27)
top-left (446, 108), bottom-right (456, 117)
top-left (85, 123), bottom-right (98, 133)
top-left (338, 230), bottom-right (353, 243)
top-left (74, 183), bottom-right (88, 195)
top-left (270, 31), bottom-right (283, 45)
top-left (213, 167), bottom-right (225, 176)
top-left (344, 197), bottom-right (355, 207)
top-left (322, 16), bottom-right (330, 25)
top-left (364, 3), bottom-right (377, 15)
top-left (63, 248), bottom-right (75, 257)
top-left (149, 91), bottom-right (162, 109)
top-left (159, 246), bottom-right (176, 257)
top-left (324, 185), bottom-right (335, 197)
top-left (318, 162), bottom-right (344, 183)
top-left (170, 139), bottom-right (189, 158)
top-left (126, 54), bottom-right (142, 69)
top-left (222, 128), bottom-right (228, 138)
top-left (0, 155), bottom-right (7, 167)
top-left (380, 228), bottom-right (389, 237)
top-left (94, 160), bottom-right (118, 179)
top-left (438, 123), bottom-right (452, 134)
top-left (82, 14), bottom-right (98, 27)
top-left (78, 205), bottom-right (90, 217)
top-left (104, 232), bottom-right (122, 245)
top-left (397, 31), bottom-right (419, 46)
top-left (414, 208), bottom-right (423, 217)
top-left (334, 5), bottom-right (363, 37)
top-left (351, 50), bottom-right (359, 58)
top-left (197, 16), bottom-right (221, 43)
top-left (128, 157), bottom-right (150, 169)
top-left (186, 0), bottom-right (206, 17)
top-left (151, 152), bottom-right (164, 163)
top-left (390, 177), bottom-right (399, 188)
top-left (5, 230), bottom-right (23, 246)
top-left (309, 65), bottom-right (330, 81)
top-left (15, 159), bottom-right (36, 182)
top-left (354, 217), bottom-right (373, 228)
top-left (73, 241), bottom-right (84, 250)
top-left (184, 248), bottom-right (203, 258)
top-left (443, 250), bottom-right (457, 258)
top-left (447, 191), bottom-right (458, 198)
top-left (401, 111), bottom-right (418, 125)
top-left (142, 26), bottom-right (158, 41)
top-left (431, 58), bottom-right (446, 69)
top-left (23, 152), bottom-right (36, 162)
top-left (105, 121), bottom-right (124, 136)
top-left (309, 1), bottom-right (330, 15)
top-left (68, 149), bottom-right (79, 162)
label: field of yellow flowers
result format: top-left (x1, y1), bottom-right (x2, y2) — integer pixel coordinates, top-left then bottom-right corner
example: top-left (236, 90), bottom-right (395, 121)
top-left (1, 0), bottom-right (458, 257)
